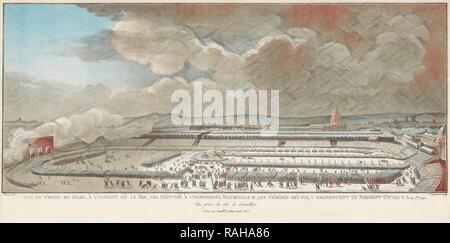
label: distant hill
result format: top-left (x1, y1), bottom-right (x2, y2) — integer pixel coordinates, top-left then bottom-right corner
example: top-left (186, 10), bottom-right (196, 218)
top-left (124, 112), bottom-right (446, 128)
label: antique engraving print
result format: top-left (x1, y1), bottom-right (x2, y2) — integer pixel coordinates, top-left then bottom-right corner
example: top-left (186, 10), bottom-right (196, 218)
top-left (2, 3), bottom-right (447, 193)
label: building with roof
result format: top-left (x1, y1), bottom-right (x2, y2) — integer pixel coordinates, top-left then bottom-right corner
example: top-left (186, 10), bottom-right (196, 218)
top-left (420, 133), bottom-right (438, 147)
top-left (24, 136), bottom-right (54, 158)
top-left (436, 125), bottom-right (447, 160)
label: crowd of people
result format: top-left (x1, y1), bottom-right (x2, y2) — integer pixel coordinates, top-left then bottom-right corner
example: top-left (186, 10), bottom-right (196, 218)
top-left (49, 149), bottom-right (413, 192)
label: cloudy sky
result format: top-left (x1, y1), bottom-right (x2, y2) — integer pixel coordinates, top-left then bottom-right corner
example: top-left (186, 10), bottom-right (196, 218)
top-left (3, 4), bottom-right (447, 122)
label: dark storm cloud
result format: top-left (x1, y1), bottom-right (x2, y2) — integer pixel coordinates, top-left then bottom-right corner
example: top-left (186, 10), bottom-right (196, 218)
top-left (71, 30), bottom-right (121, 62)
top-left (73, 4), bottom-right (447, 117)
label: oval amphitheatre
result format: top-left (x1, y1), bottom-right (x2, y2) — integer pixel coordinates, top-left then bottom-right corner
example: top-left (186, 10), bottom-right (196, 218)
top-left (3, 111), bottom-right (446, 193)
